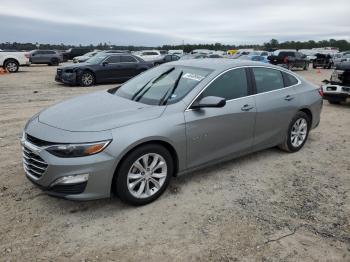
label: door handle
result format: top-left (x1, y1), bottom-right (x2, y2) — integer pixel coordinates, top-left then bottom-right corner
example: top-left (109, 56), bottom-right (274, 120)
top-left (284, 95), bottom-right (295, 101)
top-left (241, 104), bottom-right (254, 111)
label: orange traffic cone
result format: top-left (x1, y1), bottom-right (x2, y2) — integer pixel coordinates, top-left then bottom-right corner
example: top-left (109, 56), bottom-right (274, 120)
top-left (317, 67), bottom-right (321, 74)
top-left (0, 67), bottom-right (6, 75)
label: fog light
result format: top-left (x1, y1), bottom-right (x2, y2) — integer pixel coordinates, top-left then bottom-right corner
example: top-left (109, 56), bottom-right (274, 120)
top-left (51, 174), bottom-right (89, 186)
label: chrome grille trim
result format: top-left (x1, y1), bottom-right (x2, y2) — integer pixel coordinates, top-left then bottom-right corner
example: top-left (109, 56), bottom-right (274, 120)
top-left (21, 144), bottom-right (48, 180)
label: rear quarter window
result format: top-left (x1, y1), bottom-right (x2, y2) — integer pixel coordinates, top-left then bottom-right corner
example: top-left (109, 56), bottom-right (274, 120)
top-left (282, 72), bottom-right (299, 87)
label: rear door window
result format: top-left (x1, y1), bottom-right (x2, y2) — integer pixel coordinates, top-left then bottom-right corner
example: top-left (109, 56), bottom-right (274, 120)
top-left (106, 56), bottom-right (121, 63)
top-left (120, 55), bottom-right (137, 63)
top-left (252, 67), bottom-right (284, 93)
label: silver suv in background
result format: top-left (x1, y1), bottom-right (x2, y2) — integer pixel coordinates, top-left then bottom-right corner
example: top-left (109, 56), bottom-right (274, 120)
top-left (29, 50), bottom-right (63, 66)
top-left (21, 59), bottom-right (323, 205)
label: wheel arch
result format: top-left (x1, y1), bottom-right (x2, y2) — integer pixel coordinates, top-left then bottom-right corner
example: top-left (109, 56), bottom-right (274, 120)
top-left (299, 107), bottom-right (313, 125)
top-left (110, 139), bottom-right (180, 194)
top-left (3, 58), bottom-right (19, 67)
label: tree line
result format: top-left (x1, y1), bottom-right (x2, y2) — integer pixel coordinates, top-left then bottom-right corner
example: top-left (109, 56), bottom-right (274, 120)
top-left (1, 39), bottom-right (349, 52)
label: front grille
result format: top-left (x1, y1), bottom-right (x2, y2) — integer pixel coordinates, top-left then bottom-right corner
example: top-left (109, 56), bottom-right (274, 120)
top-left (22, 145), bottom-right (48, 179)
top-left (57, 69), bottom-right (62, 77)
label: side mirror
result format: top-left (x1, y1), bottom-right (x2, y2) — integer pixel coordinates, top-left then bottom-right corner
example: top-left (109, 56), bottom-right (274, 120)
top-left (322, 79), bottom-right (330, 84)
top-left (191, 96), bottom-right (226, 109)
top-left (102, 61), bottom-right (109, 66)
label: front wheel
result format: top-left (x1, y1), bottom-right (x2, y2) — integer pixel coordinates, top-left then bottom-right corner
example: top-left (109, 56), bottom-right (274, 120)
top-left (78, 71), bottom-right (95, 86)
top-left (4, 60), bottom-right (19, 73)
top-left (279, 112), bottom-right (310, 152)
top-left (115, 144), bottom-right (173, 205)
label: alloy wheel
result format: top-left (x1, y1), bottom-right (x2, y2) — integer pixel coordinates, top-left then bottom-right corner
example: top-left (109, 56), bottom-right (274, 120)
top-left (127, 153), bottom-right (167, 199)
top-left (291, 118), bottom-right (308, 147)
top-left (81, 73), bottom-right (93, 86)
top-left (6, 62), bottom-right (18, 72)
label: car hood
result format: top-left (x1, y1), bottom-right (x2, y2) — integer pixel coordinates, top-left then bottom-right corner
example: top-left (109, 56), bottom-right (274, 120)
top-left (59, 63), bottom-right (91, 70)
top-left (38, 91), bottom-right (166, 132)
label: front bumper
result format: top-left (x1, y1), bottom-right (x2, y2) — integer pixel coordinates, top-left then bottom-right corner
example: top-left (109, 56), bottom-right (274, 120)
top-left (55, 71), bottom-right (77, 85)
top-left (21, 119), bottom-right (116, 200)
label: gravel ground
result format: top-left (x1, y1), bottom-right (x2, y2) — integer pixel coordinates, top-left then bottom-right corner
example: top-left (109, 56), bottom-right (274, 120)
top-left (0, 64), bottom-right (349, 261)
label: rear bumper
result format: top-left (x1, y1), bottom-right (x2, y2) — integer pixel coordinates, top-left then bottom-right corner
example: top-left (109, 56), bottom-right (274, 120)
top-left (322, 84), bottom-right (350, 100)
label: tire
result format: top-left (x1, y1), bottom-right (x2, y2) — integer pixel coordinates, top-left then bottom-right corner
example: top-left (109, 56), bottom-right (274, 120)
top-left (279, 111), bottom-right (310, 153)
top-left (313, 64), bottom-right (316, 69)
top-left (303, 62), bottom-right (308, 70)
top-left (4, 59), bottom-right (19, 73)
top-left (50, 58), bottom-right (59, 66)
top-left (328, 100), bottom-right (340, 104)
top-left (78, 71), bottom-right (95, 87)
top-left (115, 144), bottom-right (173, 205)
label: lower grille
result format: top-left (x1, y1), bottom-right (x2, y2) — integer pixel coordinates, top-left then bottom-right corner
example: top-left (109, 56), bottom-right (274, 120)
top-left (50, 182), bottom-right (87, 195)
top-left (22, 146), bottom-right (48, 179)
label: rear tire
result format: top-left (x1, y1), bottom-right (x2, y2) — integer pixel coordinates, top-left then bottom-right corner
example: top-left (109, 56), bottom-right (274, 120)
top-left (49, 58), bottom-right (59, 66)
top-left (328, 100), bottom-right (341, 104)
top-left (4, 59), bottom-right (19, 73)
top-left (115, 144), bottom-right (173, 205)
top-left (279, 111), bottom-right (310, 153)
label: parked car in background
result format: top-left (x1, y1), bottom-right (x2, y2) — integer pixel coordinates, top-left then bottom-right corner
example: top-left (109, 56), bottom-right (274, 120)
top-left (73, 51), bottom-right (99, 63)
top-left (135, 50), bottom-right (163, 61)
top-left (268, 50), bottom-right (309, 70)
top-left (180, 54), bottom-right (207, 60)
top-left (299, 49), bottom-right (317, 62)
top-left (168, 50), bottom-right (184, 55)
top-left (102, 50), bottom-right (129, 54)
top-left (64, 48), bottom-right (91, 60)
top-left (29, 50), bottom-right (63, 66)
top-left (322, 61), bottom-right (350, 104)
top-left (23, 59), bottom-right (322, 205)
top-left (207, 54), bottom-right (223, 58)
top-left (312, 53), bottom-right (333, 69)
top-left (0, 50), bottom-right (30, 72)
top-left (154, 54), bottom-right (181, 65)
top-left (55, 53), bottom-right (153, 86)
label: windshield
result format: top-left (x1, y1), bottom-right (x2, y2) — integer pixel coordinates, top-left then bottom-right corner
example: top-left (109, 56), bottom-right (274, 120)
top-left (86, 54), bottom-right (107, 64)
top-left (113, 65), bottom-right (212, 105)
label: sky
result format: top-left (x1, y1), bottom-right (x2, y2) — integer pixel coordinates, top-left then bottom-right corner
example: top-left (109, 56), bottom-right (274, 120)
top-left (0, 0), bottom-right (349, 46)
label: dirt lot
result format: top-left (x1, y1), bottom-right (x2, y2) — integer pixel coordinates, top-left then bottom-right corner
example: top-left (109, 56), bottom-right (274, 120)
top-left (0, 64), bottom-right (349, 261)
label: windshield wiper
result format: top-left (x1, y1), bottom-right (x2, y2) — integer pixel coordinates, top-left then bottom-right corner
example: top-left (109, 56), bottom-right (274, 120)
top-left (159, 71), bottom-right (183, 105)
top-left (133, 67), bottom-right (175, 102)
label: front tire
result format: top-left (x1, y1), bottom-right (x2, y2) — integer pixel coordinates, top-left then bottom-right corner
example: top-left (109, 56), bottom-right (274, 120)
top-left (78, 71), bottom-right (95, 87)
top-left (115, 144), bottom-right (173, 205)
top-left (279, 112), bottom-right (310, 152)
top-left (4, 59), bottom-right (19, 73)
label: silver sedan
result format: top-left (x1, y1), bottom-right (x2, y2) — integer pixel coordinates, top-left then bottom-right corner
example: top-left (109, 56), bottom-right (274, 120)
top-left (21, 59), bottom-right (323, 205)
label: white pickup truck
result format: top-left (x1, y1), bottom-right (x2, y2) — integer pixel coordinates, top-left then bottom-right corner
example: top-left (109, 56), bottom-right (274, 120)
top-left (0, 51), bottom-right (30, 72)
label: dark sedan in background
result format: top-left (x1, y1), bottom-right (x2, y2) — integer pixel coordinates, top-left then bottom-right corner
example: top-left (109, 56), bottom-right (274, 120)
top-left (55, 54), bottom-right (153, 86)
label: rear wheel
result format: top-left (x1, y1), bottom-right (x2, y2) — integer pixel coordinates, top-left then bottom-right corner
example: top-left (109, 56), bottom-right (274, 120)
top-left (115, 144), bottom-right (173, 205)
top-left (78, 71), bottom-right (95, 86)
top-left (303, 62), bottom-right (308, 70)
top-left (328, 100), bottom-right (341, 104)
top-left (279, 112), bottom-right (310, 152)
top-left (4, 59), bottom-right (19, 73)
top-left (49, 58), bottom-right (59, 66)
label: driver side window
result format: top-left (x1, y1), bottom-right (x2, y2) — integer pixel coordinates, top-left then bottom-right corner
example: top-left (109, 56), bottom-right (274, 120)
top-left (200, 68), bottom-right (248, 100)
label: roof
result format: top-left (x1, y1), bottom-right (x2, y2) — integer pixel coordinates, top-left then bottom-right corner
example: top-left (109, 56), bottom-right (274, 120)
top-left (169, 58), bottom-right (281, 71)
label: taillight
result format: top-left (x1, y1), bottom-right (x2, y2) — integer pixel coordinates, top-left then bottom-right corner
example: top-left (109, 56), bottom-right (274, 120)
top-left (24, 53), bottom-right (30, 58)
top-left (318, 87), bottom-right (324, 97)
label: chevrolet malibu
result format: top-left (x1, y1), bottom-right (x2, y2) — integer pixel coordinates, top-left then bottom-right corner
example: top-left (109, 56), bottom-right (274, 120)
top-left (22, 59), bottom-right (323, 205)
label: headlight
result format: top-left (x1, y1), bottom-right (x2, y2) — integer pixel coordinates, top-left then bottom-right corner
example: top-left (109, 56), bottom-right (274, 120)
top-left (46, 140), bottom-right (111, 158)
